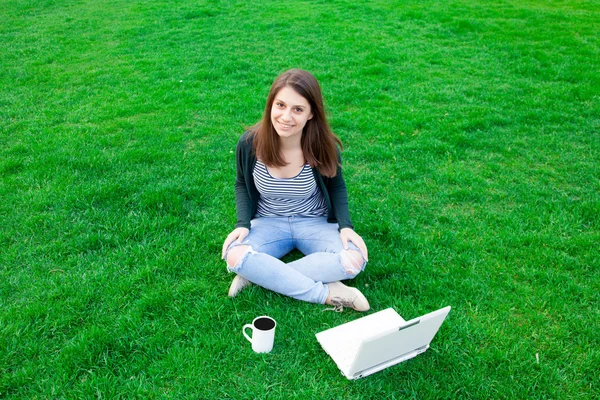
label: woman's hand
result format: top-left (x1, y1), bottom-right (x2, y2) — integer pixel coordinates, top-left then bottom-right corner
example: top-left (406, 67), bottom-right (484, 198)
top-left (221, 227), bottom-right (249, 259)
top-left (339, 228), bottom-right (369, 262)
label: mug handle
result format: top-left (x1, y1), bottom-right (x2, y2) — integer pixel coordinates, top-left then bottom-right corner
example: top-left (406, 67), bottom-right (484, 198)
top-left (243, 324), bottom-right (253, 343)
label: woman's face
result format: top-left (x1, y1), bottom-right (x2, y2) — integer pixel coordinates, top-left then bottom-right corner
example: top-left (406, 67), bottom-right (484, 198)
top-left (270, 86), bottom-right (313, 141)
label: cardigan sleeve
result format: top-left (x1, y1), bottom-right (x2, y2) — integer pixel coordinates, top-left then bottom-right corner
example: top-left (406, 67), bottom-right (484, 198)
top-left (234, 133), bottom-right (255, 230)
top-left (324, 150), bottom-right (354, 231)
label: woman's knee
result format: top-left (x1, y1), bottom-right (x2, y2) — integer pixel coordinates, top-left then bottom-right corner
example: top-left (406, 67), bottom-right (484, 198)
top-left (226, 245), bottom-right (252, 269)
top-left (340, 249), bottom-right (366, 278)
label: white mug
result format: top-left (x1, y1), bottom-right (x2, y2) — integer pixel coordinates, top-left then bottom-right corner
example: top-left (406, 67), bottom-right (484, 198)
top-left (243, 316), bottom-right (277, 353)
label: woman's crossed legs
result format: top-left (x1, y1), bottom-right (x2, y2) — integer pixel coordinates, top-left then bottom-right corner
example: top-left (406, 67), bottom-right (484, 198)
top-left (225, 216), bottom-right (366, 304)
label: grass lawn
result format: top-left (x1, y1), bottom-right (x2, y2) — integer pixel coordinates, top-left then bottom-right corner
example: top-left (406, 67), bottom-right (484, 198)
top-left (1, 0), bottom-right (599, 398)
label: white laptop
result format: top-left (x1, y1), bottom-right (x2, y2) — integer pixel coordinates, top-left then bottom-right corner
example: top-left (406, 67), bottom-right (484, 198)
top-left (315, 306), bottom-right (451, 380)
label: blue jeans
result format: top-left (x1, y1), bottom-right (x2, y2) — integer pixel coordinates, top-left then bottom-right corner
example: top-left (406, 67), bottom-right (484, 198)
top-left (225, 216), bottom-right (367, 304)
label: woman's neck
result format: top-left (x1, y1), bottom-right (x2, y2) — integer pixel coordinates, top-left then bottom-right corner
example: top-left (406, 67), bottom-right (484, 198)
top-left (278, 135), bottom-right (302, 153)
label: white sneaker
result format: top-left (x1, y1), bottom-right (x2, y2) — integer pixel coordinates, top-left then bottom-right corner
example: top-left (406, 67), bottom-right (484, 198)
top-left (228, 275), bottom-right (252, 297)
top-left (325, 281), bottom-right (370, 312)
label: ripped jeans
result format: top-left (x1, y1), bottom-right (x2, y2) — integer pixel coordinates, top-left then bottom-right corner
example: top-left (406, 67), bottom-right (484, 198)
top-left (225, 216), bottom-right (367, 304)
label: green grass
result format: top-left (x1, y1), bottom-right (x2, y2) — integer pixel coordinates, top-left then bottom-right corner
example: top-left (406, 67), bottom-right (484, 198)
top-left (1, 0), bottom-right (599, 398)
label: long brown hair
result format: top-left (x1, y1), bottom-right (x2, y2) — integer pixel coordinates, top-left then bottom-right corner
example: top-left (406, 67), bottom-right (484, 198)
top-left (249, 69), bottom-right (342, 178)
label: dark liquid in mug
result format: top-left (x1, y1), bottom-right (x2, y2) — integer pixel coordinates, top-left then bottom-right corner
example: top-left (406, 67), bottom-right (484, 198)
top-left (254, 317), bottom-right (275, 331)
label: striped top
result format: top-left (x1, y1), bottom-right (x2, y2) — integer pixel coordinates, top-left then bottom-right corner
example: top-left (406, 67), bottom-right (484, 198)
top-left (253, 160), bottom-right (328, 217)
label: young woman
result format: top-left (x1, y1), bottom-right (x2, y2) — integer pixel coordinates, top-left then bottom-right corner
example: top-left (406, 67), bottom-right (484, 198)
top-left (221, 69), bottom-right (370, 312)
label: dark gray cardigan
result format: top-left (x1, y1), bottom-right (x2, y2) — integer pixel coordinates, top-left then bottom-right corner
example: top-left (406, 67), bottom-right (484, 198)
top-left (234, 131), bottom-right (354, 231)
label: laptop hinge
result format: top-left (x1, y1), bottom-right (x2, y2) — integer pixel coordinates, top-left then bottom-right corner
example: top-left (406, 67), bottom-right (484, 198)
top-left (353, 349), bottom-right (422, 379)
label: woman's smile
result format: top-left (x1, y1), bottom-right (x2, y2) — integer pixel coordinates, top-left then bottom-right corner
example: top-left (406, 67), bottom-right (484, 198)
top-left (277, 121), bottom-right (294, 129)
